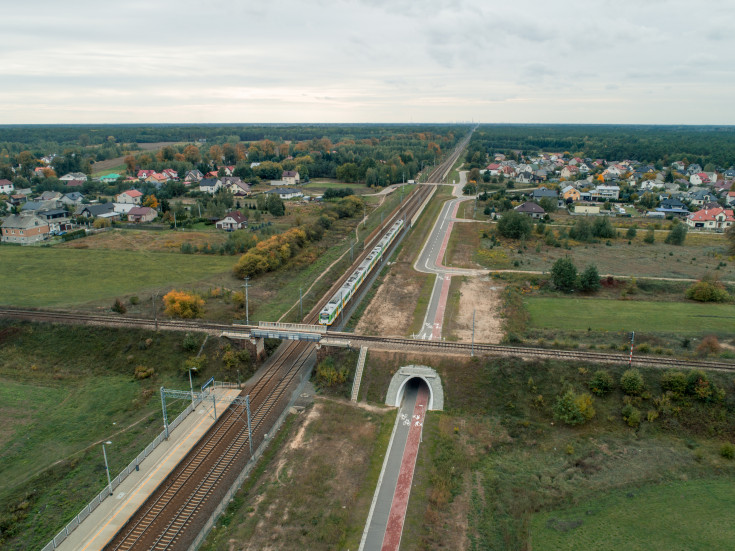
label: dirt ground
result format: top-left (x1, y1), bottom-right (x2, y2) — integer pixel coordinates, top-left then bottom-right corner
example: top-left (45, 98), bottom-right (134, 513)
top-left (57, 229), bottom-right (226, 252)
top-left (355, 262), bottom-right (424, 336)
top-left (90, 142), bottom-right (185, 173)
top-left (446, 277), bottom-right (504, 343)
top-left (204, 399), bottom-right (390, 551)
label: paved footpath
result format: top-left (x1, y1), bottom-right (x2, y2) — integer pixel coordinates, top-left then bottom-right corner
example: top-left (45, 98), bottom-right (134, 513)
top-left (58, 388), bottom-right (241, 551)
top-left (360, 383), bottom-right (428, 551)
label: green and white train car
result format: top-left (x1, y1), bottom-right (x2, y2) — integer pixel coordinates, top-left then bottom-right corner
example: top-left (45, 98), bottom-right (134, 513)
top-left (319, 219), bottom-right (404, 325)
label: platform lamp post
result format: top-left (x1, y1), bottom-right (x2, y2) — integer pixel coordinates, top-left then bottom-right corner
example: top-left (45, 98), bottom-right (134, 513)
top-left (242, 277), bottom-right (250, 326)
top-left (102, 441), bottom-right (113, 496)
top-left (188, 366), bottom-right (195, 409)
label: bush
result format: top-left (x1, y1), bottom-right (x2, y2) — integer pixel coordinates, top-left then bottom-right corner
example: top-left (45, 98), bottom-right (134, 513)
top-left (163, 290), bottom-right (205, 319)
top-left (696, 335), bottom-right (722, 356)
top-left (621, 404), bottom-right (641, 427)
top-left (183, 355), bottom-right (206, 374)
top-left (620, 368), bottom-right (644, 395)
top-left (569, 218), bottom-right (592, 242)
top-left (314, 357), bottom-right (348, 388)
top-left (589, 370), bottom-right (614, 396)
top-left (685, 280), bottom-right (730, 302)
top-left (720, 443), bottom-right (735, 460)
top-left (665, 222), bottom-right (687, 245)
top-left (111, 298), bottom-right (127, 314)
top-left (553, 390), bottom-right (596, 426)
top-left (579, 264), bottom-right (601, 292)
top-left (129, 295), bottom-right (140, 305)
top-left (626, 226), bottom-right (637, 239)
top-left (592, 216), bottom-right (616, 239)
top-left (497, 210), bottom-right (532, 239)
top-left (660, 370), bottom-right (687, 396)
top-left (182, 333), bottom-right (200, 352)
top-left (134, 365), bottom-right (155, 380)
top-left (551, 257), bottom-right (578, 292)
top-left (643, 227), bottom-right (655, 244)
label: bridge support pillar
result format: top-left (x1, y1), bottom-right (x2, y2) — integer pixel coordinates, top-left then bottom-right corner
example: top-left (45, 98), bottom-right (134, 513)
top-left (252, 337), bottom-right (265, 361)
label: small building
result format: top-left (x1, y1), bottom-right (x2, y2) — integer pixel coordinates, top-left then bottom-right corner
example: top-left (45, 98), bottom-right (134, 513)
top-left (198, 178), bottom-right (223, 194)
top-left (561, 185), bottom-right (581, 202)
top-left (127, 206), bottom-right (157, 223)
top-left (591, 185), bottom-right (620, 200)
top-left (61, 192), bottom-right (84, 205)
top-left (0, 179), bottom-right (14, 194)
top-left (686, 207), bottom-right (734, 231)
top-left (282, 170), bottom-right (300, 186)
top-left (99, 173), bottom-right (121, 184)
top-left (216, 211), bottom-right (248, 231)
top-left (531, 186), bottom-right (558, 200)
top-left (137, 169), bottom-right (155, 180)
top-left (77, 203), bottom-right (116, 218)
top-left (116, 190), bottom-right (143, 205)
top-left (514, 202), bottom-right (545, 219)
top-left (184, 169), bottom-right (204, 183)
top-left (267, 187), bottom-right (303, 200)
top-left (60, 172), bottom-right (88, 182)
top-left (1, 214), bottom-right (50, 244)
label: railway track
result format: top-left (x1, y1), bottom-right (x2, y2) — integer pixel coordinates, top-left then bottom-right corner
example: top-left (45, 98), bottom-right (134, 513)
top-left (3, 130), bottom-right (474, 551)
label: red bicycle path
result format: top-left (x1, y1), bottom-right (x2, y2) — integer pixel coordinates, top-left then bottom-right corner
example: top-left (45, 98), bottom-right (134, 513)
top-left (380, 384), bottom-right (429, 551)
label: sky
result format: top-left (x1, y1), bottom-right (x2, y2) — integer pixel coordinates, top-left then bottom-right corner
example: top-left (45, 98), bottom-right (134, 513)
top-left (2, 0), bottom-right (734, 125)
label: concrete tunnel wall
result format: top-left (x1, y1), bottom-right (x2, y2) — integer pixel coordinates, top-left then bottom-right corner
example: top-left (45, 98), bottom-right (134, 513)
top-left (385, 365), bottom-right (443, 411)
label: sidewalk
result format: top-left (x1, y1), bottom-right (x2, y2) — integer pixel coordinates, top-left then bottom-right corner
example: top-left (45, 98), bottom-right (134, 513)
top-left (58, 388), bottom-right (241, 551)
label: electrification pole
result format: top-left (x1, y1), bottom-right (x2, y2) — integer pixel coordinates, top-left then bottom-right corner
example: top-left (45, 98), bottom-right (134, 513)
top-left (299, 287), bottom-right (303, 319)
top-left (102, 441), bottom-right (113, 495)
top-left (242, 277), bottom-right (250, 325)
top-left (471, 309), bottom-right (476, 357)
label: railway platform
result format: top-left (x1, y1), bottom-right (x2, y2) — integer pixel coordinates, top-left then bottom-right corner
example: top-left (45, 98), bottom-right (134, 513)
top-left (57, 387), bottom-right (242, 551)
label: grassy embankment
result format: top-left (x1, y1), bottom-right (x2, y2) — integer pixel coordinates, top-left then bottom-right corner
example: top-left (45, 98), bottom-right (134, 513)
top-left (0, 322), bottom-right (244, 551)
top-left (361, 350), bottom-right (735, 550)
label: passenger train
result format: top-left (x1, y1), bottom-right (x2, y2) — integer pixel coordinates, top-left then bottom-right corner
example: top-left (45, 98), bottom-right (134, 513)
top-left (319, 219), bottom-right (404, 325)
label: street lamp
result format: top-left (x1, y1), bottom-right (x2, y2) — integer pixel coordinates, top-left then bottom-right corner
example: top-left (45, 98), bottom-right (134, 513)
top-left (102, 441), bottom-right (113, 495)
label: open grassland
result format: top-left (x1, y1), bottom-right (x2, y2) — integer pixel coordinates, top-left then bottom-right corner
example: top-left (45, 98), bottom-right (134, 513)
top-left (301, 179), bottom-right (372, 195)
top-left (531, 478), bottom-right (735, 550)
top-left (363, 351), bottom-right (735, 550)
top-left (444, 219), bottom-right (482, 269)
top-left (472, 221), bottom-right (735, 280)
top-left (526, 297), bottom-right (735, 335)
top-left (0, 322), bottom-right (241, 551)
top-left (57, 228), bottom-right (227, 252)
top-left (200, 399), bottom-right (396, 551)
top-left (0, 247), bottom-right (234, 307)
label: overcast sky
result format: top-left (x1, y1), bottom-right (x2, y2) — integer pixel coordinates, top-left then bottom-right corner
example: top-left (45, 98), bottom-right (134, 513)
top-left (2, 0), bottom-right (734, 125)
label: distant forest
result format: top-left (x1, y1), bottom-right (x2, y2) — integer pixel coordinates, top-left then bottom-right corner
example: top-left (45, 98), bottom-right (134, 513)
top-left (467, 124), bottom-right (735, 169)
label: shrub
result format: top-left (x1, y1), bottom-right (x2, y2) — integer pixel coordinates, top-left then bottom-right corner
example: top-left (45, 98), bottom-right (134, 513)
top-left (643, 227), bottom-right (655, 244)
top-left (134, 365), bottom-right (155, 380)
top-left (589, 370), bottom-right (614, 396)
top-left (592, 216), bottom-right (616, 239)
top-left (579, 264), bottom-right (601, 292)
top-left (93, 217), bottom-right (111, 229)
top-left (553, 390), bottom-right (596, 426)
top-left (182, 333), bottom-right (200, 352)
top-left (626, 226), bottom-right (637, 239)
top-left (183, 355), bottom-right (206, 374)
top-left (551, 257), bottom-right (578, 292)
top-left (129, 295), bottom-right (140, 305)
top-left (660, 370), bottom-right (687, 397)
top-left (497, 210), bottom-right (532, 239)
top-left (569, 219), bottom-right (592, 242)
top-left (620, 368), bottom-right (644, 395)
top-left (621, 404), bottom-right (641, 427)
top-left (315, 357), bottom-right (348, 387)
top-left (665, 222), bottom-right (688, 245)
top-left (720, 443), bottom-right (735, 460)
top-left (685, 280), bottom-right (730, 303)
top-left (696, 335), bottom-right (722, 356)
top-left (111, 298), bottom-right (127, 314)
top-left (163, 290), bottom-right (205, 319)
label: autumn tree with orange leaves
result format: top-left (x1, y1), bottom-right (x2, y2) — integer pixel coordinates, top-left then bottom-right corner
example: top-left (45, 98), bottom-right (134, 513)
top-left (163, 290), bottom-right (205, 319)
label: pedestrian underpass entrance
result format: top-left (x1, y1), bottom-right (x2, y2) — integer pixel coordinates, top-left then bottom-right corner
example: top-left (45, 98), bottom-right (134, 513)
top-left (385, 365), bottom-right (443, 411)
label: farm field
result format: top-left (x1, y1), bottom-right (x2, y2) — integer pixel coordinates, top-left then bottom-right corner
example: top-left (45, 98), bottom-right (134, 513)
top-left (526, 297), bottom-right (735, 334)
top-left (451, 220), bottom-right (735, 280)
top-left (0, 323), bottom-right (236, 551)
top-left (0, 247), bottom-right (234, 307)
top-left (531, 478), bottom-right (735, 550)
top-left (90, 141), bottom-right (186, 176)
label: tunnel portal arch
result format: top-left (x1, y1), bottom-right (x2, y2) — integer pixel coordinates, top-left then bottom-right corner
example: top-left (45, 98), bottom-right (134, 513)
top-left (385, 365), bottom-right (443, 411)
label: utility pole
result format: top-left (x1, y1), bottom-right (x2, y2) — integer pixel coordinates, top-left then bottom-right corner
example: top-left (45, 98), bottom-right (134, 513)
top-left (152, 291), bottom-right (159, 332)
top-left (628, 331), bottom-right (635, 367)
top-left (189, 367), bottom-right (195, 409)
top-left (102, 441), bottom-right (113, 495)
top-left (242, 277), bottom-right (250, 325)
top-left (350, 240), bottom-right (354, 262)
top-left (471, 309), bottom-right (476, 357)
top-left (173, 211), bottom-right (177, 229)
top-left (299, 286), bottom-right (303, 319)
top-left (160, 386), bottom-right (169, 439)
top-left (363, 203), bottom-right (367, 229)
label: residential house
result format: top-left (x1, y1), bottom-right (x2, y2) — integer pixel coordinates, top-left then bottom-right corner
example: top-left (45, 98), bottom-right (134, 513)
top-left (516, 172), bottom-right (533, 185)
top-left (660, 197), bottom-right (688, 210)
top-left (282, 171), bottom-right (300, 186)
top-left (61, 192), bottom-right (84, 205)
top-left (77, 203), bottom-right (116, 218)
top-left (37, 208), bottom-right (73, 234)
top-left (531, 187), bottom-right (558, 201)
top-left (116, 189), bottom-right (143, 204)
top-left (690, 172), bottom-right (711, 186)
top-left (99, 173), bottom-right (121, 184)
top-left (560, 166), bottom-right (579, 179)
top-left (137, 169), bottom-right (155, 180)
top-left (127, 206), bottom-right (157, 223)
top-left (689, 189), bottom-right (715, 207)
top-left (9, 194), bottom-right (26, 206)
top-left (724, 169), bottom-right (735, 179)
top-left (184, 170), bottom-right (204, 183)
top-left (221, 177), bottom-right (250, 196)
top-left (65, 179), bottom-right (85, 188)
top-left (486, 163), bottom-right (501, 175)
top-left (162, 168), bottom-right (178, 180)
top-left (199, 178), bottom-right (223, 194)
top-left (21, 201), bottom-right (57, 213)
top-left (147, 173), bottom-right (168, 186)
top-left (1, 214), bottom-right (50, 244)
top-left (38, 191), bottom-right (62, 201)
top-left (686, 164), bottom-right (703, 175)
top-left (514, 202), bottom-right (545, 219)
top-left (591, 185), bottom-right (620, 200)
top-left (561, 185), bottom-right (581, 202)
top-left (686, 207), bottom-right (734, 231)
top-left (0, 179), bottom-right (13, 194)
top-left (216, 211), bottom-right (248, 231)
top-left (671, 161), bottom-right (686, 172)
top-left (113, 203), bottom-right (136, 215)
top-left (60, 172), bottom-right (87, 182)
top-left (267, 188), bottom-right (303, 200)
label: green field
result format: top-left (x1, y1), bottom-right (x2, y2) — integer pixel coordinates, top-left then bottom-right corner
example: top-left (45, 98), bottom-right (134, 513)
top-left (531, 479), bottom-right (735, 550)
top-left (526, 297), bottom-right (735, 334)
top-left (0, 248), bottom-right (234, 307)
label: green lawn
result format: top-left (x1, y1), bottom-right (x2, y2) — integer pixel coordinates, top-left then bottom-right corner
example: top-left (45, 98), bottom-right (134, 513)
top-left (531, 478), bottom-right (735, 550)
top-left (0, 247), bottom-right (234, 307)
top-left (526, 297), bottom-right (735, 334)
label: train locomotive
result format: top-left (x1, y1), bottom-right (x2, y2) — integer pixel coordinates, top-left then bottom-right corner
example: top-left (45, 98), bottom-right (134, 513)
top-left (319, 218), bottom-right (404, 325)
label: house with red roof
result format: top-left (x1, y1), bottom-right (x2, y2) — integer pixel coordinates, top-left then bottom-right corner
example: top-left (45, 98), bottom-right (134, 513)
top-left (486, 163), bottom-right (501, 175)
top-left (162, 168), bottom-right (178, 180)
top-left (116, 189), bottom-right (143, 205)
top-left (686, 207), bottom-right (734, 231)
top-left (726, 190), bottom-right (735, 206)
top-left (137, 169), bottom-right (155, 180)
top-left (690, 172), bottom-right (711, 186)
top-left (216, 211), bottom-right (248, 231)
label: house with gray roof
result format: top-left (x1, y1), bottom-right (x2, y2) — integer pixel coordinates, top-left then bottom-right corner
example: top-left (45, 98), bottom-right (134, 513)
top-left (1, 214), bottom-right (50, 244)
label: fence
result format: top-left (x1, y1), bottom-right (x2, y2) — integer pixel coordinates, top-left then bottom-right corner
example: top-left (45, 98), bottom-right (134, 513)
top-left (41, 391), bottom-right (206, 551)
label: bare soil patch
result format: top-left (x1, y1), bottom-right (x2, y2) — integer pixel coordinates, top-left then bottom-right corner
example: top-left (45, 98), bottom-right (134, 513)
top-left (56, 229), bottom-right (226, 252)
top-left (446, 277), bottom-right (504, 343)
top-left (355, 262), bottom-right (422, 336)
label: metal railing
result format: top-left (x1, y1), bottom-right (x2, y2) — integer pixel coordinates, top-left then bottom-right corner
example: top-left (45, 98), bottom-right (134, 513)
top-left (41, 392), bottom-right (206, 551)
